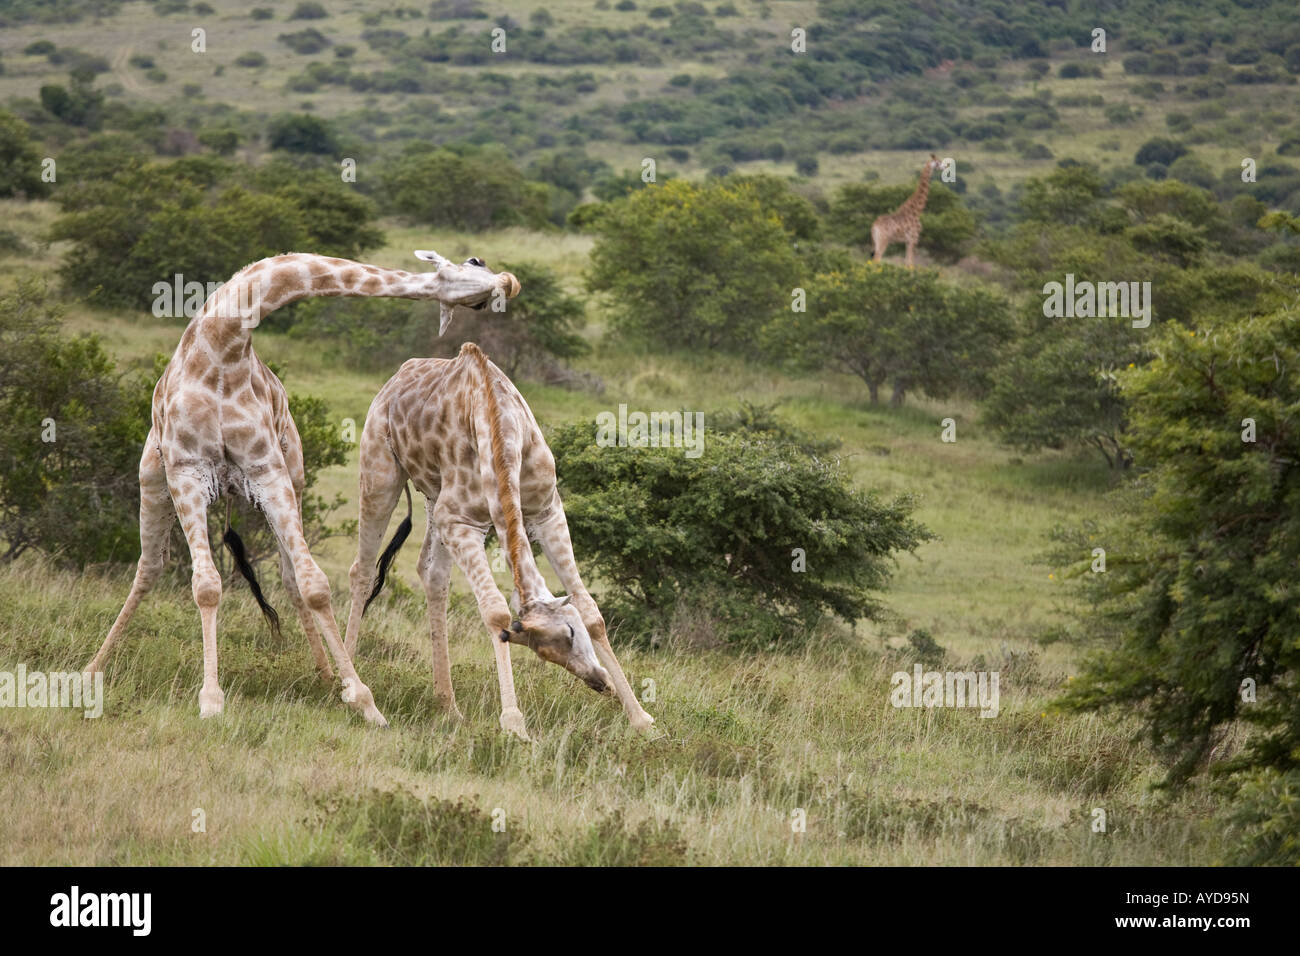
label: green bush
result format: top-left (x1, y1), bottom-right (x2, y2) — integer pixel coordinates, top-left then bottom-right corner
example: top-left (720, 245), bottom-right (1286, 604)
top-left (280, 261), bottom-right (587, 377)
top-left (586, 178), bottom-right (799, 351)
top-left (0, 110), bottom-right (53, 199)
top-left (49, 159), bottom-right (383, 308)
top-left (1226, 769), bottom-right (1300, 865)
top-left (546, 414), bottom-right (933, 645)
top-left (277, 28), bottom-right (330, 55)
top-left (1059, 304), bottom-right (1300, 785)
top-left (768, 262), bottom-right (1014, 406)
top-left (378, 145), bottom-right (549, 230)
top-left (0, 281), bottom-right (147, 565)
top-left (289, 0), bottom-right (327, 18)
top-left (266, 113), bottom-right (339, 154)
top-left (829, 180), bottom-right (976, 263)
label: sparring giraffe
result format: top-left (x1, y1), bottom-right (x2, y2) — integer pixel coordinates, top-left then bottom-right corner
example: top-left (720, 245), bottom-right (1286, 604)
top-left (871, 154), bottom-right (944, 268)
top-left (343, 342), bottom-right (655, 740)
top-left (85, 251), bottom-right (520, 724)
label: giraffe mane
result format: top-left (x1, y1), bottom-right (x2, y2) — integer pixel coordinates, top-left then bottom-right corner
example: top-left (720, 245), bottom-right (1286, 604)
top-left (460, 342), bottom-right (529, 604)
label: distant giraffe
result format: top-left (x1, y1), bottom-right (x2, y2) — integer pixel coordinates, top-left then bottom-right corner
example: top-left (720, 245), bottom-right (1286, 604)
top-left (871, 154), bottom-right (944, 268)
top-left (84, 251), bottom-right (519, 724)
top-left (343, 342), bottom-right (655, 741)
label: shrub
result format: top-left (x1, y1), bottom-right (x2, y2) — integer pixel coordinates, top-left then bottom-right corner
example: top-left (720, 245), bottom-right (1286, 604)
top-left (378, 146), bottom-right (549, 230)
top-left (278, 28), bottom-right (330, 55)
top-left (289, 1), bottom-right (328, 19)
top-left (586, 178), bottom-right (799, 351)
top-left (546, 414), bottom-right (934, 645)
top-left (281, 261), bottom-right (587, 377)
top-left (829, 180), bottom-right (976, 262)
top-left (0, 110), bottom-right (54, 199)
top-left (1058, 304), bottom-right (1300, 784)
top-left (1134, 137), bottom-right (1187, 167)
top-left (234, 51), bottom-right (267, 67)
top-left (266, 113), bottom-right (339, 153)
top-left (49, 160), bottom-right (383, 308)
top-left (0, 281), bottom-right (147, 565)
top-left (768, 263), bottom-right (1014, 406)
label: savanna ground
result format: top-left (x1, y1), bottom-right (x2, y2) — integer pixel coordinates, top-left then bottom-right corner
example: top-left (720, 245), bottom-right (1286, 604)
top-left (0, 204), bottom-right (1235, 865)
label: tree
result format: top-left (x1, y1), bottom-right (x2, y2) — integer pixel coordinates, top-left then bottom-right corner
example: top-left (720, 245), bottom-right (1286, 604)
top-left (0, 280), bottom-right (148, 565)
top-left (1017, 164), bottom-right (1110, 228)
top-left (0, 109), bottom-right (52, 199)
top-left (586, 178), bottom-right (799, 351)
top-left (50, 160), bottom-right (384, 308)
top-left (379, 146), bottom-right (549, 230)
top-left (432, 261), bottom-right (589, 378)
top-left (547, 416), bottom-right (933, 645)
top-left (983, 310), bottom-right (1139, 469)
top-left (282, 261), bottom-right (589, 378)
top-left (829, 180), bottom-right (976, 262)
top-left (266, 113), bottom-right (339, 154)
top-left (771, 263), bottom-right (1014, 406)
top-left (1058, 304), bottom-right (1300, 792)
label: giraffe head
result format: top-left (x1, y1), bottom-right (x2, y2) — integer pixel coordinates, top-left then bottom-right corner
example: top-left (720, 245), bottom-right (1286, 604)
top-left (927, 153), bottom-right (943, 173)
top-left (503, 595), bottom-right (613, 694)
top-left (412, 250), bottom-right (521, 335)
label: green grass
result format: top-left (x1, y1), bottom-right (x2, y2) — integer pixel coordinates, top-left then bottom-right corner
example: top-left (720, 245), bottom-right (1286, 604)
top-left (0, 209), bottom-right (1242, 865)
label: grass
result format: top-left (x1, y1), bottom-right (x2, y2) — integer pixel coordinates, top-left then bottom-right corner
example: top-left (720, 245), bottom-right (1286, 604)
top-left (0, 557), bottom-right (1230, 865)
top-left (0, 205), bottom-right (1242, 864)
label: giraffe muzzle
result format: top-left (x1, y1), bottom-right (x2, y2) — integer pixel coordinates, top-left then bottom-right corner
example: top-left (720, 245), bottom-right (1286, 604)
top-left (499, 272), bottom-right (521, 299)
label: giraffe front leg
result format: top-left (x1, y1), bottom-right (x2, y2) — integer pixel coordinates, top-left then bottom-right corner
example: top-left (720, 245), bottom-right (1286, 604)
top-left (533, 508), bottom-right (656, 733)
top-left (439, 519), bottom-right (530, 741)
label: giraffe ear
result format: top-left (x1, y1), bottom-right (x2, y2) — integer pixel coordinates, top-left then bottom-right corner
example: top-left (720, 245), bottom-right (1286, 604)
top-left (414, 249), bottom-right (448, 267)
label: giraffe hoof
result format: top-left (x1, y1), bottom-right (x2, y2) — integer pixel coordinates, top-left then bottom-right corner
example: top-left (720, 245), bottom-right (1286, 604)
top-left (198, 687), bottom-right (225, 718)
top-left (499, 709), bottom-right (531, 741)
top-left (631, 712), bottom-right (656, 734)
top-left (341, 678), bottom-right (388, 727)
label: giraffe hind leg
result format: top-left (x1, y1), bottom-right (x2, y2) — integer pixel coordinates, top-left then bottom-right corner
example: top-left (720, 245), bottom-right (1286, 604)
top-left (86, 443), bottom-right (175, 675)
top-left (279, 544), bottom-right (333, 683)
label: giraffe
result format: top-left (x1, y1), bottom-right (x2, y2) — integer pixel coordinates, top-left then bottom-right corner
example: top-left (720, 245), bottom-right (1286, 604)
top-left (871, 154), bottom-right (944, 268)
top-left (343, 342), bottom-right (655, 741)
top-left (84, 251), bottom-right (520, 725)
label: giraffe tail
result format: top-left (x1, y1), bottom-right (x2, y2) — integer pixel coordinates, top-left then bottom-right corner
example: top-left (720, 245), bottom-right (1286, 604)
top-left (363, 483), bottom-right (413, 615)
top-left (222, 523), bottom-right (282, 640)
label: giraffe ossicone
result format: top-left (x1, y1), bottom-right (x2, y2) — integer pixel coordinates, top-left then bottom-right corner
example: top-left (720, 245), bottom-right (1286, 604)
top-left (344, 342), bottom-right (656, 740)
top-left (85, 252), bottom-right (519, 725)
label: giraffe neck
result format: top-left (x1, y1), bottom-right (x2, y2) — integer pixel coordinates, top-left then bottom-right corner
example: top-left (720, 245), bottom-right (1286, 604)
top-left (191, 254), bottom-right (439, 357)
top-left (900, 165), bottom-right (934, 214)
top-left (462, 343), bottom-right (550, 608)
